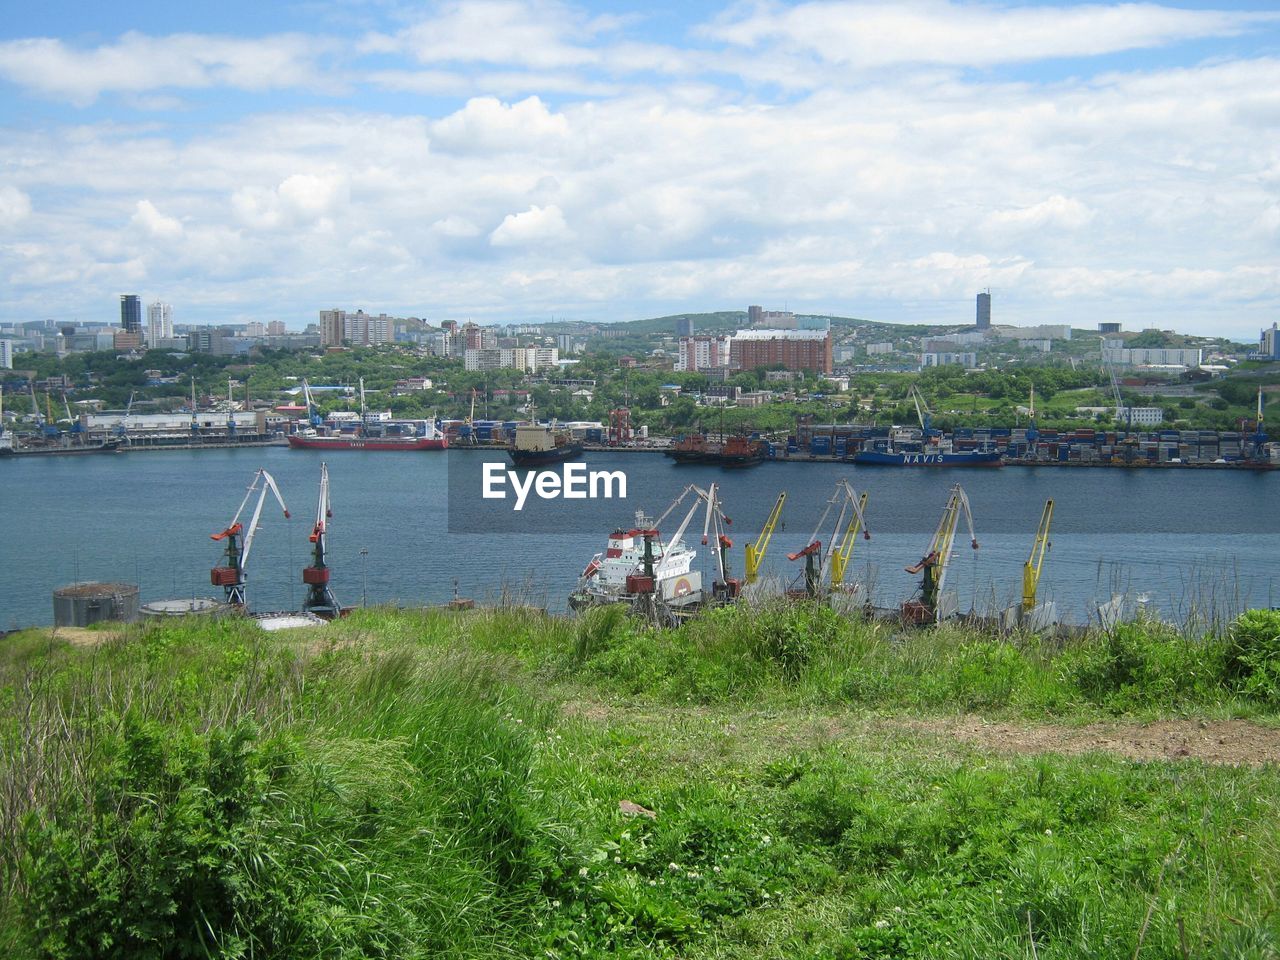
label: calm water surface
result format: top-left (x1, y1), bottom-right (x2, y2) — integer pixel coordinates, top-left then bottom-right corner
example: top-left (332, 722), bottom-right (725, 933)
top-left (1, 447), bottom-right (1276, 628)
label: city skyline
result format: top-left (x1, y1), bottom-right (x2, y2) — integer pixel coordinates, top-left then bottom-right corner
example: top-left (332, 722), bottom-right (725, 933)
top-left (2, 1), bottom-right (1280, 337)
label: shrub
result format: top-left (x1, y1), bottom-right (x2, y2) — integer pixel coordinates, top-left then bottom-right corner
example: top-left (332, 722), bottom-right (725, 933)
top-left (1060, 622), bottom-right (1226, 711)
top-left (1225, 609), bottom-right (1280, 704)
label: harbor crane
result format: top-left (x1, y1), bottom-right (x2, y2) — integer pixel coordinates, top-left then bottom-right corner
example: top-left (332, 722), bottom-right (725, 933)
top-left (788, 480), bottom-right (871, 599)
top-left (226, 378), bottom-right (237, 437)
top-left (115, 391), bottom-right (136, 438)
top-left (1106, 362), bottom-right (1136, 462)
top-left (1252, 385), bottom-right (1267, 460)
top-left (909, 385), bottom-right (936, 442)
top-left (210, 468), bottom-right (291, 608)
top-left (903, 483), bottom-right (977, 624)
top-left (1022, 499), bottom-right (1054, 612)
top-left (745, 492), bottom-right (786, 585)
top-left (301, 462), bottom-right (341, 619)
top-left (828, 484), bottom-right (870, 589)
top-left (301, 379), bottom-right (324, 428)
top-left (41, 393), bottom-right (61, 439)
top-left (61, 394), bottom-right (84, 441)
top-left (698, 482), bottom-right (739, 601)
top-left (1025, 385), bottom-right (1039, 453)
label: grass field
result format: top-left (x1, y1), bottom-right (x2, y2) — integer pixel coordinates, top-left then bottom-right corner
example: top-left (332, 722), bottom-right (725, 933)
top-left (2, 603), bottom-right (1278, 958)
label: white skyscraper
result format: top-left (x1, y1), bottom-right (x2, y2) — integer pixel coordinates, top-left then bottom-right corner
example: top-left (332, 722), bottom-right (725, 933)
top-left (147, 301), bottom-right (173, 347)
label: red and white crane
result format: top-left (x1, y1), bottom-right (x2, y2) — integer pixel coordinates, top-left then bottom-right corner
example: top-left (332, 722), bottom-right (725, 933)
top-left (210, 468), bottom-right (291, 608)
top-left (301, 462), bottom-right (341, 619)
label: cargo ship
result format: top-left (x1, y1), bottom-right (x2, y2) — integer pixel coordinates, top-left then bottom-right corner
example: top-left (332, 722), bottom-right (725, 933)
top-left (851, 446), bottom-right (1003, 467)
top-left (288, 420), bottom-right (447, 451)
top-left (569, 484), bottom-right (726, 615)
top-left (508, 423), bottom-right (583, 467)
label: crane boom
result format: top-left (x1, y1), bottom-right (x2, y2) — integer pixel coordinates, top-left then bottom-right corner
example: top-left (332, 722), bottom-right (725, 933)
top-left (829, 486), bottom-right (870, 588)
top-left (788, 480), bottom-right (871, 596)
top-left (745, 492), bottom-right (786, 583)
top-left (210, 468), bottom-right (291, 607)
top-left (302, 462), bottom-right (340, 618)
top-left (905, 483), bottom-right (978, 619)
top-left (1022, 499), bottom-right (1054, 612)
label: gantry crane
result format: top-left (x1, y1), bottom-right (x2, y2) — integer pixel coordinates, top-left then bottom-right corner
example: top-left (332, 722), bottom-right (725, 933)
top-left (210, 468), bottom-right (291, 608)
top-left (745, 492), bottom-right (786, 585)
top-left (788, 480), bottom-right (871, 599)
top-left (301, 462), bottom-right (340, 618)
top-left (1022, 499), bottom-right (1053, 612)
top-left (903, 483), bottom-right (977, 623)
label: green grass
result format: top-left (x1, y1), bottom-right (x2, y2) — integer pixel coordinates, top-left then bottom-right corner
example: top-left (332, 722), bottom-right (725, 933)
top-left (1, 604), bottom-right (1278, 958)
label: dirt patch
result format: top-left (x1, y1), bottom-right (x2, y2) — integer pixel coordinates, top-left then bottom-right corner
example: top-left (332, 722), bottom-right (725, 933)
top-left (49, 626), bottom-right (124, 648)
top-left (557, 699), bottom-right (1280, 767)
top-left (896, 717), bottom-right (1280, 767)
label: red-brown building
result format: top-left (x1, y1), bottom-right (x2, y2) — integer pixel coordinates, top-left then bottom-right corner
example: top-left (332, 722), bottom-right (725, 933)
top-left (730, 329), bottom-right (832, 374)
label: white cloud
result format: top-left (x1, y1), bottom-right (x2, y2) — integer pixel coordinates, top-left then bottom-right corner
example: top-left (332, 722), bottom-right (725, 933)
top-left (489, 204), bottom-right (572, 246)
top-left (370, 0), bottom-right (609, 70)
top-left (0, 185), bottom-right (32, 228)
top-left (2, 5), bottom-right (1280, 335)
top-left (130, 199), bottom-right (184, 239)
top-left (984, 195), bottom-right (1095, 234)
top-left (0, 32), bottom-right (335, 105)
top-left (232, 172), bottom-right (350, 230)
top-left (705, 1), bottom-right (1280, 69)
top-left (430, 96), bottom-right (569, 153)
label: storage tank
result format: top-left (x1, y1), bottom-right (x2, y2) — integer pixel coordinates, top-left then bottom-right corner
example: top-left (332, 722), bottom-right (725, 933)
top-left (53, 582), bottom-right (140, 627)
top-left (140, 598), bottom-right (224, 618)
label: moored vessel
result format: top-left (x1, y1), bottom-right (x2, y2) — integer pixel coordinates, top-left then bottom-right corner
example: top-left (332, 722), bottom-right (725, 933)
top-left (508, 423), bottom-right (583, 467)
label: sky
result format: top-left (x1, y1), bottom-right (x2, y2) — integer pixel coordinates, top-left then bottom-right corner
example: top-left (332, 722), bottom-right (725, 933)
top-left (1, 1), bottom-right (1279, 337)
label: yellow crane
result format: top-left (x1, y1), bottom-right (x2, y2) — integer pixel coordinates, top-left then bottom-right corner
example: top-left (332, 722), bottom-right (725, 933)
top-left (787, 480), bottom-right (871, 598)
top-left (904, 483), bottom-right (977, 622)
top-left (745, 491), bottom-right (786, 584)
top-left (829, 487), bottom-right (870, 588)
top-left (1022, 498), bottom-right (1054, 612)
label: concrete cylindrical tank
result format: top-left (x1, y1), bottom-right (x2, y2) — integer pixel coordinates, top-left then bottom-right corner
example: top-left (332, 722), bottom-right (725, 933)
top-left (52, 582), bottom-right (141, 627)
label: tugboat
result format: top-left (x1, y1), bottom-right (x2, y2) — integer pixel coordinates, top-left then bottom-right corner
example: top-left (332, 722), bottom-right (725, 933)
top-left (665, 432), bottom-right (712, 464)
top-left (666, 433), bottom-right (767, 467)
top-left (569, 483), bottom-right (736, 619)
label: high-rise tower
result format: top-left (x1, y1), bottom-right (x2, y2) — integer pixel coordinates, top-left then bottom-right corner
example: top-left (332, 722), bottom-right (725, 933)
top-left (120, 295), bottom-right (142, 337)
top-left (976, 291), bottom-right (991, 329)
